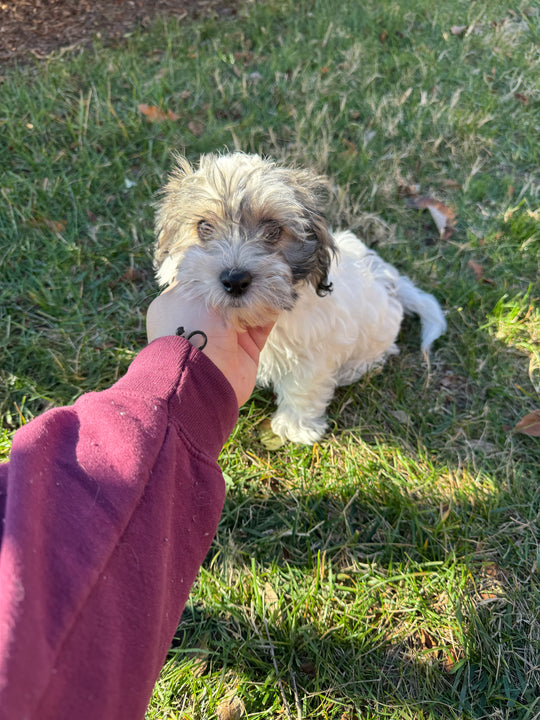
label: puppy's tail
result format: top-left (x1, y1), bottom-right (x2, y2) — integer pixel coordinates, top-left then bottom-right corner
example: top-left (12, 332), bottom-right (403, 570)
top-left (396, 276), bottom-right (447, 352)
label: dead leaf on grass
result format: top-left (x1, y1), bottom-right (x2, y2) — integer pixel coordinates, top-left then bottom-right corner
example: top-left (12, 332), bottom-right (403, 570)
top-left (440, 648), bottom-right (460, 673)
top-left (28, 215), bottom-right (67, 234)
top-left (216, 695), bottom-right (246, 720)
top-left (514, 92), bottom-right (529, 105)
top-left (513, 409), bottom-right (540, 437)
top-left (137, 103), bottom-right (179, 122)
top-left (417, 627), bottom-right (436, 650)
top-left (406, 196), bottom-right (457, 240)
top-left (440, 178), bottom-right (462, 190)
top-left (340, 709), bottom-right (360, 720)
top-left (466, 259), bottom-right (494, 284)
top-left (120, 266), bottom-right (146, 284)
top-left (397, 182), bottom-right (421, 198)
top-left (263, 581), bottom-right (280, 614)
top-left (188, 119), bottom-right (205, 136)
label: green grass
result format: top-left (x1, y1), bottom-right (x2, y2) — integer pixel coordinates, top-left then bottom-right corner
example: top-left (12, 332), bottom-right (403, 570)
top-left (1, 0), bottom-right (539, 717)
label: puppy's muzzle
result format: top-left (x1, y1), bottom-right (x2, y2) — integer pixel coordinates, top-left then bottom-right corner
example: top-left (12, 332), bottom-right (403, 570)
top-left (219, 268), bottom-right (253, 297)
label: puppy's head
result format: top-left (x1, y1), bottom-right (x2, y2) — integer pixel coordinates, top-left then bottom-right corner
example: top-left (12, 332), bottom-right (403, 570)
top-left (154, 152), bottom-right (335, 328)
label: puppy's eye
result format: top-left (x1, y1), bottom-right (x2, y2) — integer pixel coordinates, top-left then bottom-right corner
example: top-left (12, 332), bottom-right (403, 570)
top-left (262, 221), bottom-right (282, 243)
top-left (197, 220), bottom-right (214, 240)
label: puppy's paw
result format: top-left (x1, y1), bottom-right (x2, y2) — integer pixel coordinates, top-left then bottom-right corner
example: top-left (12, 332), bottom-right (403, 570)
top-left (270, 411), bottom-right (327, 445)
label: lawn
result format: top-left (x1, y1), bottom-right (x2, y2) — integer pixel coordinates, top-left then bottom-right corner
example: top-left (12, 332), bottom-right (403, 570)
top-left (0, 0), bottom-right (539, 718)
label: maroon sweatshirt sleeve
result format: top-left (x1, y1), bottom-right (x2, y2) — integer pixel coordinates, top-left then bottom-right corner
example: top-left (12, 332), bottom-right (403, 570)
top-left (0, 335), bottom-right (238, 720)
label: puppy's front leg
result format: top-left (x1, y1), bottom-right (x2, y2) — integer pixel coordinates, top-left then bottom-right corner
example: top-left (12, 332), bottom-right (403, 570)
top-left (270, 372), bottom-right (337, 444)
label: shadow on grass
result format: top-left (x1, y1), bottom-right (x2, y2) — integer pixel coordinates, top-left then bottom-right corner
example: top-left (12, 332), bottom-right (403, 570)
top-left (162, 322), bottom-right (539, 719)
top-left (166, 465), bottom-right (539, 720)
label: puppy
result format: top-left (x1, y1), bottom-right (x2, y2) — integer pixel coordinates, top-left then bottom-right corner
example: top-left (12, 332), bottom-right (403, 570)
top-left (154, 152), bottom-right (446, 444)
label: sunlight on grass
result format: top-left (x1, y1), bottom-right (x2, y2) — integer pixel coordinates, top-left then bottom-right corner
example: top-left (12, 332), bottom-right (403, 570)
top-left (487, 294), bottom-right (539, 391)
top-left (1, 0), bottom-right (539, 717)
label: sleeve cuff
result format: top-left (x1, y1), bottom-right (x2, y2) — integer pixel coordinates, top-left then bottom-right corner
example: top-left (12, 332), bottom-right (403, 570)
top-left (109, 336), bottom-right (239, 461)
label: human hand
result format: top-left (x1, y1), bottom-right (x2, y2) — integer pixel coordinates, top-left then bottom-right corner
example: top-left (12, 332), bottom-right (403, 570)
top-left (146, 284), bottom-right (275, 406)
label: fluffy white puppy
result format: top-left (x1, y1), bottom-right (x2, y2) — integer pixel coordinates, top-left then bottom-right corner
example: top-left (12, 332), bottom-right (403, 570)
top-left (154, 152), bottom-right (446, 444)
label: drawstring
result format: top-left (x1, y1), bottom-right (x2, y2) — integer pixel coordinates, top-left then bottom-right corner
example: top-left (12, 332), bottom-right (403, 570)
top-left (175, 326), bottom-right (208, 351)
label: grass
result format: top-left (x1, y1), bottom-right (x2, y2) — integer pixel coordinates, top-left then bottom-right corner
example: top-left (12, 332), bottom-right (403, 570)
top-left (1, 0), bottom-right (539, 717)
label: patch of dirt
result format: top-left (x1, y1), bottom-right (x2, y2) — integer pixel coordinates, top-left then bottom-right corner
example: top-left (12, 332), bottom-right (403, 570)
top-left (0, 0), bottom-right (238, 64)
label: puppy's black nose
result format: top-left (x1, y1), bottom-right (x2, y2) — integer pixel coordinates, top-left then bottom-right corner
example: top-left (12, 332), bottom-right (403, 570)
top-left (220, 268), bottom-right (253, 296)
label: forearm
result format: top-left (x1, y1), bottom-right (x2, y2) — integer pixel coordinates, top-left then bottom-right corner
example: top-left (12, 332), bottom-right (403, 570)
top-left (0, 336), bottom-right (238, 720)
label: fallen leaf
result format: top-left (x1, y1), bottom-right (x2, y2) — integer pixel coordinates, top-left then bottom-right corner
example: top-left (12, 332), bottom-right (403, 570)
top-left (263, 582), bottom-right (280, 614)
top-left (44, 218), bottom-right (66, 233)
top-left (406, 196), bottom-right (457, 240)
top-left (482, 563), bottom-right (507, 580)
top-left (450, 25), bottom-right (468, 35)
top-left (121, 266), bottom-right (145, 283)
top-left (188, 119), bottom-right (205, 136)
top-left (514, 410), bottom-right (540, 437)
top-left (514, 92), bottom-right (529, 104)
top-left (467, 259), bottom-right (484, 281)
top-left (397, 182), bottom-right (421, 198)
top-left (340, 710), bottom-right (359, 720)
top-left (216, 695), bottom-right (245, 720)
top-left (108, 265), bottom-right (146, 289)
top-left (466, 259), bottom-right (494, 284)
top-left (137, 103), bottom-right (179, 122)
top-left (28, 215), bottom-right (66, 234)
top-left (417, 628), bottom-right (436, 650)
top-left (440, 649), bottom-right (459, 673)
top-left (440, 178), bottom-right (462, 189)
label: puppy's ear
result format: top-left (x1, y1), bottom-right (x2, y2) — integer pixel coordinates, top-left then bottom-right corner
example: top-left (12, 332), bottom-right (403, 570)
top-left (288, 169), bottom-right (336, 296)
top-left (153, 154), bottom-right (195, 267)
top-left (306, 208), bottom-right (335, 296)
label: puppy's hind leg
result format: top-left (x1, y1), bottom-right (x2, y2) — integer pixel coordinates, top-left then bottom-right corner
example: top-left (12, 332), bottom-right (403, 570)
top-left (270, 373), bottom-right (337, 444)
